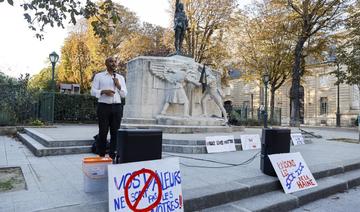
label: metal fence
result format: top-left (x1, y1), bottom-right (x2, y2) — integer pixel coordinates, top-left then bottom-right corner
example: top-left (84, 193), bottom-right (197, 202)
top-left (0, 82), bottom-right (98, 125)
top-left (0, 83), bottom-right (38, 126)
top-left (229, 106), bottom-right (282, 126)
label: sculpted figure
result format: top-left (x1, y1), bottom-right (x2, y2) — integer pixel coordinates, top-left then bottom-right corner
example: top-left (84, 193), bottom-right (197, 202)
top-left (150, 63), bottom-right (199, 116)
top-left (174, 0), bottom-right (188, 54)
top-left (199, 65), bottom-right (228, 123)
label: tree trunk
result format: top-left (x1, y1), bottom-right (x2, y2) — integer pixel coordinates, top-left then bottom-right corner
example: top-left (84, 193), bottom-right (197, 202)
top-left (290, 36), bottom-right (306, 127)
top-left (270, 87), bottom-right (275, 125)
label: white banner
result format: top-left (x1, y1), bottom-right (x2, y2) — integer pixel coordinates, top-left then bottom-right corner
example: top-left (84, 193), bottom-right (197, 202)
top-left (205, 135), bottom-right (236, 153)
top-left (108, 157), bottom-right (183, 212)
top-left (291, 133), bottom-right (305, 145)
top-left (240, 134), bottom-right (261, 150)
top-left (269, 152), bottom-right (317, 194)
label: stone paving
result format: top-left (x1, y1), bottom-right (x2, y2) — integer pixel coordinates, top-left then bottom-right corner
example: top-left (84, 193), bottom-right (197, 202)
top-left (0, 126), bottom-right (359, 211)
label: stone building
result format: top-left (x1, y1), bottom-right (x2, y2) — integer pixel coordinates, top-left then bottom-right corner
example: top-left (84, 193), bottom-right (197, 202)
top-left (228, 63), bottom-right (360, 127)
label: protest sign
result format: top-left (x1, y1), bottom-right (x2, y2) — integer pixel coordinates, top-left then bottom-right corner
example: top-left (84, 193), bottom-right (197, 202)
top-left (108, 157), bottom-right (183, 212)
top-left (291, 133), bottom-right (305, 145)
top-left (268, 152), bottom-right (317, 194)
top-left (240, 134), bottom-right (261, 150)
top-left (205, 135), bottom-right (236, 153)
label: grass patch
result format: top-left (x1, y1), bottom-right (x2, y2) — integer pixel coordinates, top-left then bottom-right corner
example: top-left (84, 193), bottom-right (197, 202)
top-left (0, 167), bottom-right (26, 192)
top-left (0, 179), bottom-right (14, 191)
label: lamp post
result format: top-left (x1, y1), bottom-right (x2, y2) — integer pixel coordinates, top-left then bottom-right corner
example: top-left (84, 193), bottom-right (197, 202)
top-left (263, 73), bottom-right (270, 128)
top-left (49, 51), bottom-right (59, 92)
top-left (336, 61), bottom-right (341, 127)
top-left (328, 45), bottom-right (341, 127)
top-left (49, 51), bottom-right (59, 123)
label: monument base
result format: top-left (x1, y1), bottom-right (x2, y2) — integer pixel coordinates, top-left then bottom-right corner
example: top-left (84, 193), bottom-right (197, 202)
top-left (122, 117), bottom-right (232, 134)
top-left (156, 115), bottom-right (226, 126)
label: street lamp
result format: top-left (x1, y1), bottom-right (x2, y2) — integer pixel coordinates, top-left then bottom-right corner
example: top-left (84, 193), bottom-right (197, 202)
top-left (49, 51), bottom-right (59, 92)
top-left (49, 51), bottom-right (59, 123)
top-left (335, 61), bottom-right (341, 127)
top-left (328, 47), bottom-right (341, 127)
top-left (263, 72), bottom-right (270, 128)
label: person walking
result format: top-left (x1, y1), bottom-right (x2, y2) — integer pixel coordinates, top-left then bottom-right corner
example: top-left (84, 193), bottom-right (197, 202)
top-left (91, 57), bottom-right (127, 159)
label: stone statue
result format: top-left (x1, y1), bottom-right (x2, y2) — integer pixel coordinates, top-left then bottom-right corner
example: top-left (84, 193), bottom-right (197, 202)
top-left (199, 65), bottom-right (228, 123)
top-left (149, 63), bottom-right (200, 116)
top-left (174, 0), bottom-right (188, 54)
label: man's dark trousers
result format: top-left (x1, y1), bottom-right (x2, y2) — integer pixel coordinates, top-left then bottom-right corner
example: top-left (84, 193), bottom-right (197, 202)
top-left (97, 103), bottom-right (123, 158)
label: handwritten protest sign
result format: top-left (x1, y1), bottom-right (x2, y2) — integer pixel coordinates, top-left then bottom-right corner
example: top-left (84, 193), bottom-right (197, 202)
top-left (291, 133), bottom-right (305, 145)
top-left (205, 135), bottom-right (236, 153)
top-left (240, 134), bottom-right (261, 150)
top-left (108, 157), bottom-right (183, 212)
top-left (268, 152), bottom-right (317, 193)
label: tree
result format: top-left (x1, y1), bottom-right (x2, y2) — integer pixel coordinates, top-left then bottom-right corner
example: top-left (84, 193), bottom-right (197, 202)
top-left (0, 0), bottom-right (122, 41)
top-left (57, 31), bottom-right (91, 92)
top-left (286, 0), bottom-right (348, 126)
top-left (171, 0), bottom-right (237, 65)
top-left (119, 22), bottom-right (172, 63)
top-left (28, 67), bottom-right (53, 91)
top-left (338, 0), bottom-right (360, 88)
top-left (234, 1), bottom-right (294, 124)
top-left (0, 71), bottom-right (16, 84)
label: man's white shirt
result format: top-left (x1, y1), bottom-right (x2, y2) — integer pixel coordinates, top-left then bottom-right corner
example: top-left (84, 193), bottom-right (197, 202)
top-left (91, 71), bottom-right (127, 104)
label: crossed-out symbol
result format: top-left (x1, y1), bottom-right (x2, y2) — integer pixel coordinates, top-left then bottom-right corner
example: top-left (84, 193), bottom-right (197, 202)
top-left (124, 169), bottom-right (162, 212)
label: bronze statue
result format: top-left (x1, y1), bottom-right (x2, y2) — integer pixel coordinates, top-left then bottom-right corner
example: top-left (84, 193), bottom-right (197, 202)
top-left (174, 0), bottom-right (188, 54)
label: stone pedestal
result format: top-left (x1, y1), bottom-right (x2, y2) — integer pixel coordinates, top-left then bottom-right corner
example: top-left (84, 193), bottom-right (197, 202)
top-left (123, 55), bottom-right (224, 128)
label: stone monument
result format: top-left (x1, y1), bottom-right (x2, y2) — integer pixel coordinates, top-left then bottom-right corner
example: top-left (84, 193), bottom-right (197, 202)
top-left (121, 0), bottom-right (232, 135)
top-left (122, 55), bottom-right (229, 133)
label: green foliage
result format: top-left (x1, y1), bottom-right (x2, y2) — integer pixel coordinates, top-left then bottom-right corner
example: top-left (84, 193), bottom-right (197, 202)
top-left (28, 67), bottom-right (53, 91)
top-left (0, 73), bottom-right (39, 126)
top-left (337, 0), bottom-right (360, 87)
top-left (0, 179), bottom-right (14, 191)
top-left (0, 71), bottom-right (16, 84)
top-left (0, 0), bottom-right (121, 41)
top-left (229, 110), bottom-right (261, 126)
top-left (54, 93), bottom-right (97, 123)
top-left (29, 119), bottom-right (44, 126)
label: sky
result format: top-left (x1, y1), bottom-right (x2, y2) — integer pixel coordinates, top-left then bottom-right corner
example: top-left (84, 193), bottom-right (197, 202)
top-left (0, 0), bottom-right (249, 78)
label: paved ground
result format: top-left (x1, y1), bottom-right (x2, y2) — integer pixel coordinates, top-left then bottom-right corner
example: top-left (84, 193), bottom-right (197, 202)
top-left (0, 126), bottom-right (359, 211)
top-left (294, 186), bottom-right (360, 212)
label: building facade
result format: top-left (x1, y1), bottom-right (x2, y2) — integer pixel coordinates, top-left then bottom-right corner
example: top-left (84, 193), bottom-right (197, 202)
top-left (228, 63), bottom-right (360, 127)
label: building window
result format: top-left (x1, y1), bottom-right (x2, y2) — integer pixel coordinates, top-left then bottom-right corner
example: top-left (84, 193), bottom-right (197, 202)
top-left (320, 97), bottom-right (328, 115)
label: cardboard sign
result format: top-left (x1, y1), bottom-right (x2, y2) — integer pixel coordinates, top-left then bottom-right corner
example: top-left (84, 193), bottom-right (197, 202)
top-left (291, 133), bottom-right (305, 145)
top-left (108, 157), bottom-right (183, 212)
top-left (240, 134), bottom-right (261, 150)
top-left (268, 152), bottom-right (317, 193)
top-left (205, 135), bottom-right (236, 153)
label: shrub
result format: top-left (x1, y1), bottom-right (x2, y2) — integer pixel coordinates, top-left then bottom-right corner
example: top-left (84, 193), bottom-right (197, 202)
top-left (54, 93), bottom-right (98, 123)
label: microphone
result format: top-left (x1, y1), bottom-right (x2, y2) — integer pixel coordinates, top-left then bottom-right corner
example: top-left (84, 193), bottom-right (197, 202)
top-left (113, 73), bottom-right (117, 85)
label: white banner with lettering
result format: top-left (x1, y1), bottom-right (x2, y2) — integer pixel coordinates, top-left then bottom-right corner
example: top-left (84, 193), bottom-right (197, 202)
top-left (240, 134), bottom-right (261, 150)
top-left (291, 133), bottom-right (305, 145)
top-left (268, 152), bottom-right (317, 193)
top-left (205, 135), bottom-right (236, 153)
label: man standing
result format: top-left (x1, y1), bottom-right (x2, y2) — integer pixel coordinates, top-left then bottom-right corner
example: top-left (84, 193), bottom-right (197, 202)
top-left (91, 57), bottom-right (127, 159)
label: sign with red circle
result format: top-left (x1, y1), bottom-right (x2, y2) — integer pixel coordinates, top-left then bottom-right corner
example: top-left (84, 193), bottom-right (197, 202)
top-left (124, 169), bottom-right (162, 212)
top-left (108, 157), bottom-right (183, 212)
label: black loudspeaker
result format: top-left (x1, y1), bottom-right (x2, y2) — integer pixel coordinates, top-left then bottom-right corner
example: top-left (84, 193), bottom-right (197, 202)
top-left (116, 129), bottom-right (162, 164)
top-left (260, 128), bottom-right (291, 176)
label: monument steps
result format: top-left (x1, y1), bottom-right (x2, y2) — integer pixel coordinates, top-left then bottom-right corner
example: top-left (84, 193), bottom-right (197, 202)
top-left (18, 133), bottom-right (91, 157)
top-left (183, 159), bottom-right (360, 211)
top-left (18, 126), bottom-right (311, 156)
top-left (24, 128), bottom-right (93, 147)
